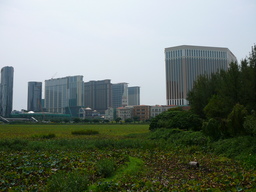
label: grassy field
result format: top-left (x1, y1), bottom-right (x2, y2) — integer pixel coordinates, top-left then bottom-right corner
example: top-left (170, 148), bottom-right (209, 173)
top-left (0, 124), bottom-right (149, 139)
top-left (1, 124), bottom-right (256, 191)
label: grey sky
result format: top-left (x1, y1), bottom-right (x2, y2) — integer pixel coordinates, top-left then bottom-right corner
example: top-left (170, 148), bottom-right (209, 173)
top-left (0, 0), bottom-right (255, 110)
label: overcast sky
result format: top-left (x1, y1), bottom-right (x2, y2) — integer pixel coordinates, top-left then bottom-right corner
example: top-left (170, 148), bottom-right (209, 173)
top-left (0, 0), bottom-right (255, 110)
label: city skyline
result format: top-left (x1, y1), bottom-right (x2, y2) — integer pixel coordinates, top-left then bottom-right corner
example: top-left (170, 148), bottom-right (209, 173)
top-left (0, 0), bottom-right (255, 110)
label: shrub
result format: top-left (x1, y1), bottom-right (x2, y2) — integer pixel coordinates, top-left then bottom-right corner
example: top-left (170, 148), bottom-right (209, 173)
top-left (0, 139), bottom-right (28, 151)
top-left (243, 114), bottom-right (256, 136)
top-left (96, 158), bottom-right (116, 178)
top-left (32, 133), bottom-right (56, 139)
top-left (149, 110), bottom-right (202, 131)
top-left (46, 170), bottom-right (89, 192)
top-left (71, 130), bottom-right (99, 135)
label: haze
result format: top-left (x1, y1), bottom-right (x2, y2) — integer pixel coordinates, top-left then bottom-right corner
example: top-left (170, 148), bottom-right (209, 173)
top-left (0, 0), bottom-right (255, 110)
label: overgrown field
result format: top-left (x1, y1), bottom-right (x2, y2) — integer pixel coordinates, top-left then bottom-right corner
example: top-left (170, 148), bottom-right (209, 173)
top-left (0, 124), bottom-right (256, 191)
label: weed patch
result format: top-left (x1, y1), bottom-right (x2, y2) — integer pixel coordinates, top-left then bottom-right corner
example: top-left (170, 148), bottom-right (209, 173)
top-left (71, 130), bottom-right (99, 135)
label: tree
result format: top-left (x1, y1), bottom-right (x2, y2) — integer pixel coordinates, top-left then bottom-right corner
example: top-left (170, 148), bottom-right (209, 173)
top-left (187, 73), bottom-right (220, 118)
top-left (227, 103), bottom-right (248, 137)
top-left (203, 95), bottom-right (229, 119)
top-left (115, 117), bottom-right (122, 123)
top-left (149, 109), bottom-right (202, 131)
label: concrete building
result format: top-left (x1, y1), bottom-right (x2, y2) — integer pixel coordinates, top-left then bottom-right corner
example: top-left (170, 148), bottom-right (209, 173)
top-left (150, 105), bottom-right (176, 118)
top-left (104, 107), bottom-right (115, 121)
top-left (133, 105), bottom-right (151, 121)
top-left (84, 79), bottom-right (112, 114)
top-left (112, 83), bottom-right (128, 108)
top-left (44, 75), bottom-right (84, 117)
top-left (27, 82), bottom-right (42, 112)
top-left (128, 86), bottom-right (140, 106)
top-left (116, 106), bottom-right (134, 121)
top-left (165, 45), bottom-right (237, 106)
top-left (78, 107), bottom-right (101, 119)
top-left (0, 66), bottom-right (14, 117)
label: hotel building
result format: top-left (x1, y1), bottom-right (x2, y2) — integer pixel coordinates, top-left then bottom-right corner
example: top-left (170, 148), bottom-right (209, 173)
top-left (44, 76), bottom-right (84, 116)
top-left (165, 45), bottom-right (237, 106)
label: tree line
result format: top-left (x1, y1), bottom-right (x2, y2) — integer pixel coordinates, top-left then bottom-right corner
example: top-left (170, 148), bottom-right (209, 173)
top-left (150, 44), bottom-right (256, 141)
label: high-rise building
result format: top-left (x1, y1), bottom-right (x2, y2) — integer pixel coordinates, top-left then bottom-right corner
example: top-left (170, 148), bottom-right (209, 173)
top-left (112, 83), bottom-right (128, 108)
top-left (84, 79), bottom-right (112, 114)
top-left (128, 86), bottom-right (140, 106)
top-left (45, 76), bottom-right (84, 116)
top-left (27, 82), bottom-right (42, 112)
top-left (165, 45), bottom-right (237, 106)
top-left (0, 66), bottom-right (14, 117)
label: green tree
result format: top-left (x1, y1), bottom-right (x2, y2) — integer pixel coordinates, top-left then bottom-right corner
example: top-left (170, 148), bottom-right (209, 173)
top-left (115, 117), bottom-right (122, 123)
top-left (203, 95), bottom-right (228, 119)
top-left (187, 73), bottom-right (220, 118)
top-left (227, 103), bottom-right (248, 137)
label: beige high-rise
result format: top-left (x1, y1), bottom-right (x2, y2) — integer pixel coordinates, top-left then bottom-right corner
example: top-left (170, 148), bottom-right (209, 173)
top-left (165, 45), bottom-right (237, 106)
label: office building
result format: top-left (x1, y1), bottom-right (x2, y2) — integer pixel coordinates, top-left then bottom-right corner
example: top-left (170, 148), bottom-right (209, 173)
top-left (112, 83), bottom-right (128, 108)
top-left (165, 45), bottom-right (237, 106)
top-left (84, 79), bottom-right (112, 114)
top-left (0, 66), bottom-right (14, 117)
top-left (45, 76), bottom-right (84, 116)
top-left (27, 82), bottom-right (42, 112)
top-left (128, 86), bottom-right (140, 106)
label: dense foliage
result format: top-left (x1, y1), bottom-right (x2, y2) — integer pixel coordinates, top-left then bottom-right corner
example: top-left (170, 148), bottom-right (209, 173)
top-left (149, 108), bottom-right (202, 131)
top-left (1, 124), bottom-right (256, 191)
top-left (187, 45), bottom-right (256, 139)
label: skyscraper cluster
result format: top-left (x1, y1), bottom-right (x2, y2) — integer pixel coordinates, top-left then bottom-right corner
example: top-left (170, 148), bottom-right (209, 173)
top-left (27, 76), bottom-right (140, 117)
top-left (1, 44), bottom-right (237, 120)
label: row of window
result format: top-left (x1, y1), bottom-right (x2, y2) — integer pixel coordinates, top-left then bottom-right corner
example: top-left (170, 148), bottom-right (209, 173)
top-left (166, 49), bottom-right (227, 59)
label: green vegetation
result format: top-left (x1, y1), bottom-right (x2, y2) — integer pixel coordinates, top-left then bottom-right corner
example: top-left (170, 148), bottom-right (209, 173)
top-left (1, 44), bottom-right (256, 191)
top-left (71, 130), bottom-right (99, 135)
top-left (0, 124), bottom-right (256, 191)
top-left (187, 44), bottom-right (256, 139)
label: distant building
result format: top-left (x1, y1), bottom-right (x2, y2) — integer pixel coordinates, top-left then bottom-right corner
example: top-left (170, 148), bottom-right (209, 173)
top-left (112, 83), bottom-right (128, 108)
top-left (105, 107), bottom-right (115, 121)
top-left (27, 82), bottom-right (42, 112)
top-left (116, 106), bottom-right (134, 121)
top-left (133, 105), bottom-right (151, 121)
top-left (79, 107), bottom-right (101, 119)
top-left (44, 76), bottom-right (84, 117)
top-left (84, 79), bottom-right (112, 114)
top-left (0, 66), bottom-right (14, 117)
top-left (165, 45), bottom-right (237, 106)
top-left (128, 86), bottom-right (140, 106)
top-left (150, 105), bottom-right (176, 118)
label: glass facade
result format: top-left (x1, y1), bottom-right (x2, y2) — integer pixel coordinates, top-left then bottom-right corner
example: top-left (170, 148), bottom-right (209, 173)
top-left (128, 86), bottom-right (140, 106)
top-left (45, 76), bottom-right (84, 115)
top-left (112, 83), bottom-right (128, 108)
top-left (165, 45), bottom-right (237, 106)
top-left (27, 82), bottom-right (42, 112)
top-left (0, 66), bottom-right (14, 117)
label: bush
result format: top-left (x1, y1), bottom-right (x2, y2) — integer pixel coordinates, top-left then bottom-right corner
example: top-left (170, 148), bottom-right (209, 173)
top-left (96, 158), bottom-right (116, 178)
top-left (149, 128), bottom-right (183, 140)
top-left (243, 114), bottom-right (256, 136)
top-left (46, 170), bottom-right (89, 192)
top-left (71, 130), bottom-right (99, 135)
top-left (149, 110), bottom-right (202, 131)
top-left (202, 118), bottom-right (222, 141)
top-left (32, 133), bottom-right (56, 139)
top-left (0, 139), bottom-right (28, 151)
